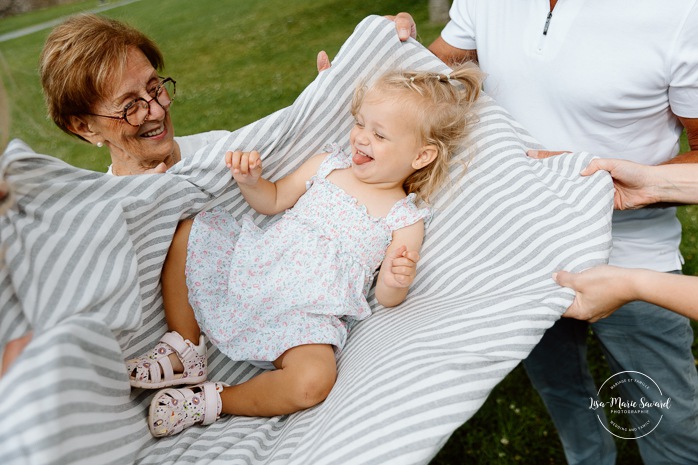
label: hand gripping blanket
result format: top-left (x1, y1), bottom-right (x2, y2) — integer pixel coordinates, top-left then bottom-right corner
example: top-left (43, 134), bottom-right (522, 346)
top-left (0, 16), bottom-right (612, 465)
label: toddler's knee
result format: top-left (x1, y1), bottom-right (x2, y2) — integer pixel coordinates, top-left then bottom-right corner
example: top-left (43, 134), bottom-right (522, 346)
top-left (288, 365), bottom-right (336, 409)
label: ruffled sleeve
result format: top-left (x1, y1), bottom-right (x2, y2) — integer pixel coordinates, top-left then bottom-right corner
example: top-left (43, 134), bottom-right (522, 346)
top-left (385, 193), bottom-right (432, 231)
top-left (314, 143), bottom-right (351, 180)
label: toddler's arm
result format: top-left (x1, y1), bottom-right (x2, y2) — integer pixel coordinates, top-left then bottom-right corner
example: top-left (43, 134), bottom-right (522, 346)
top-left (226, 150), bottom-right (326, 215)
top-left (375, 221), bottom-right (425, 307)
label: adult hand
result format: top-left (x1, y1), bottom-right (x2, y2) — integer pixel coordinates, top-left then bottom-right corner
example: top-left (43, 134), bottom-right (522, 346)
top-left (0, 179), bottom-right (11, 215)
top-left (554, 266), bottom-right (634, 322)
top-left (384, 12), bottom-right (417, 41)
top-left (143, 162), bottom-right (168, 175)
top-left (315, 12), bottom-right (417, 73)
top-left (528, 151), bottom-right (660, 210)
top-left (526, 149), bottom-right (570, 159)
top-left (317, 51), bottom-right (331, 72)
top-left (1, 332), bottom-right (33, 378)
top-left (580, 158), bottom-right (659, 210)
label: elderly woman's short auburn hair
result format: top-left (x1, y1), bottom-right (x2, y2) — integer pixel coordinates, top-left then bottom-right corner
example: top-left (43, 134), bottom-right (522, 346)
top-left (39, 14), bottom-right (164, 139)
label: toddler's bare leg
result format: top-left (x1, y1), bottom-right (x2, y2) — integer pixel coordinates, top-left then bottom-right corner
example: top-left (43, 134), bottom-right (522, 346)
top-left (220, 344), bottom-right (337, 416)
top-left (161, 219), bottom-right (201, 370)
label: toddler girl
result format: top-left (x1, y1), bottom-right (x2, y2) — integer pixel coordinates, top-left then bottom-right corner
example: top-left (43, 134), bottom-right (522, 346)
top-left (127, 63), bottom-right (483, 437)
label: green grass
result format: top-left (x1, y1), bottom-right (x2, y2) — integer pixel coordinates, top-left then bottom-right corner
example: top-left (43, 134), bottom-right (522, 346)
top-left (0, 0), bottom-right (117, 35)
top-left (1, 2), bottom-right (696, 464)
top-left (0, 0), bottom-right (443, 171)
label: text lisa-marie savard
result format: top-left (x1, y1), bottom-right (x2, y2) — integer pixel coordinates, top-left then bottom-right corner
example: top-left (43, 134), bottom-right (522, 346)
top-left (589, 397), bottom-right (671, 411)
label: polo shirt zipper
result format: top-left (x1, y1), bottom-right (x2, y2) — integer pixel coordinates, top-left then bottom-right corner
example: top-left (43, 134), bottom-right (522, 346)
top-left (543, 11), bottom-right (553, 35)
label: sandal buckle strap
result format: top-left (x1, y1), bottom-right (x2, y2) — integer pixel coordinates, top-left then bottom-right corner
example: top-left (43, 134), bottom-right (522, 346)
top-left (128, 331), bottom-right (207, 389)
top-left (160, 331), bottom-right (195, 359)
top-left (201, 383), bottom-right (221, 425)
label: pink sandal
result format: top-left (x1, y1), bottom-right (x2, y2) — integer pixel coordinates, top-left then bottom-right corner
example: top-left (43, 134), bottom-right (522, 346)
top-left (126, 331), bottom-right (207, 389)
top-left (149, 382), bottom-right (225, 437)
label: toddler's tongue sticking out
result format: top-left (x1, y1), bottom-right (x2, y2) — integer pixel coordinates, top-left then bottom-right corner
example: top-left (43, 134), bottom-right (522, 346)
top-left (352, 150), bottom-right (373, 165)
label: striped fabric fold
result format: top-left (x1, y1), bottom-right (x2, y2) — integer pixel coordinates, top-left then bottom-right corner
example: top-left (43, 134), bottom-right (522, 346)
top-left (0, 15), bottom-right (612, 465)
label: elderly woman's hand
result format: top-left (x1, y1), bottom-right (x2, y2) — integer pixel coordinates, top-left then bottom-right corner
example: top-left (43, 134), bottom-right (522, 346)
top-left (0, 178), bottom-right (12, 215)
top-left (1, 333), bottom-right (33, 378)
top-left (143, 162), bottom-right (168, 175)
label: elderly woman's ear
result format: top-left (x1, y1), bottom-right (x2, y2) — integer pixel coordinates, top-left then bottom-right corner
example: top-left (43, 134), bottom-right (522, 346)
top-left (67, 116), bottom-right (101, 145)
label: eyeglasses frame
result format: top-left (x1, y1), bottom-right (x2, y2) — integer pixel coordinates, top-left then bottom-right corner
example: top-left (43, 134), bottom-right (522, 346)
top-left (86, 77), bottom-right (176, 127)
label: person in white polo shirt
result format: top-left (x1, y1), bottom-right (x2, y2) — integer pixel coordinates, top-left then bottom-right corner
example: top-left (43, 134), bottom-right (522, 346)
top-left (384, 2), bottom-right (698, 464)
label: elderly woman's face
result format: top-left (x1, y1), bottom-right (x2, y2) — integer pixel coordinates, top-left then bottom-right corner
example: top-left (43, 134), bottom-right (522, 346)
top-left (88, 48), bottom-right (177, 169)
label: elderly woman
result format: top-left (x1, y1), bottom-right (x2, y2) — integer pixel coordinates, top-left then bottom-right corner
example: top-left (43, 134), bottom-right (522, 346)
top-left (1, 10), bottom-right (346, 376)
top-left (39, 14), bottom-right (227, 176)
top-left (2, 13), bottom-right (235, 375)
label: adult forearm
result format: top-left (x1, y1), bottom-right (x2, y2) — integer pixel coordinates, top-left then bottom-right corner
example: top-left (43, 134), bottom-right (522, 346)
top-left (662, 149), bottom-right (698, 165)
top-left (649, 162), bottom-right (698, 204)
top-left (427, 37), bottom-right (478, 67)
top-left (633, 270), bottom-right (698, 320)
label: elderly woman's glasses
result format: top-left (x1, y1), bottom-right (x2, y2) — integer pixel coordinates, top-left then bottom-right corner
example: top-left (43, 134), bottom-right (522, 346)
top-left (88, 77), bottom-right (176, 127)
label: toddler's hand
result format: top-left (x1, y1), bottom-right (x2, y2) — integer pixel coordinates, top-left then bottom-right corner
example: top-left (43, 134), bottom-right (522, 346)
top-left (225, 150), bottom-right (263, 185)
top-left (383, 245), bottom-right (420, 288)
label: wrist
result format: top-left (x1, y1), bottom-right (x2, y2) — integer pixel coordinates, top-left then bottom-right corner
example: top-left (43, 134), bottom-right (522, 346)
top-left (627, 268), bottom-right (651, 302)
top-left (652, 164), bottom-right (698, 204)
top-left (643, 185), bottom-right (664, 205)
top-left (237, 176), bottom-right (262, 188)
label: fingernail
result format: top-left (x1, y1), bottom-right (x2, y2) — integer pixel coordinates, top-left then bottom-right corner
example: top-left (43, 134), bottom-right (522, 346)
top-left (399, 28), bottom-right (409, 38)
top-left (551, 272), bottom-right (558, 281)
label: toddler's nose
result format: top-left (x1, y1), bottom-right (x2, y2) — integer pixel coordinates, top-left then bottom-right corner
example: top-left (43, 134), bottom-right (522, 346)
top-left (355, 131), bottom-right (370, 145)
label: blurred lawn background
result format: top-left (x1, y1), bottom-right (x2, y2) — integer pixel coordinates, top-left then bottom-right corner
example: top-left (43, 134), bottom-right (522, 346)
top-left (1, 1), bottom-right (696, 464)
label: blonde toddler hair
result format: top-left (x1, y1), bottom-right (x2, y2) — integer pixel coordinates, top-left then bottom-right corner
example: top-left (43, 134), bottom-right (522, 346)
top-left (351, 62), bottom-right (484, 204)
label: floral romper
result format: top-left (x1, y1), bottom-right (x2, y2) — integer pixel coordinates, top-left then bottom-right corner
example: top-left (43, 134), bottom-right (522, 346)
top-left (185, 144), bottom-right (431, 366)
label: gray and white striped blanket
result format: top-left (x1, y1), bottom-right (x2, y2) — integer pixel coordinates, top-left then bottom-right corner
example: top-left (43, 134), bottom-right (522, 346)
top-left (0, 15), bottom-right (612, 465)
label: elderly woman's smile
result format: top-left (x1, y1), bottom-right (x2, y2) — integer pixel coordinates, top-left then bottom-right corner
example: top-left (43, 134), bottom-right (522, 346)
top-left (87, 47), bottom-right (180, 174)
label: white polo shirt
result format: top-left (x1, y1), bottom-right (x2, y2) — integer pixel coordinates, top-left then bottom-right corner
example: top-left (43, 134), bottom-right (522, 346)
top-left (442, 0), bottom-right (698, 270)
